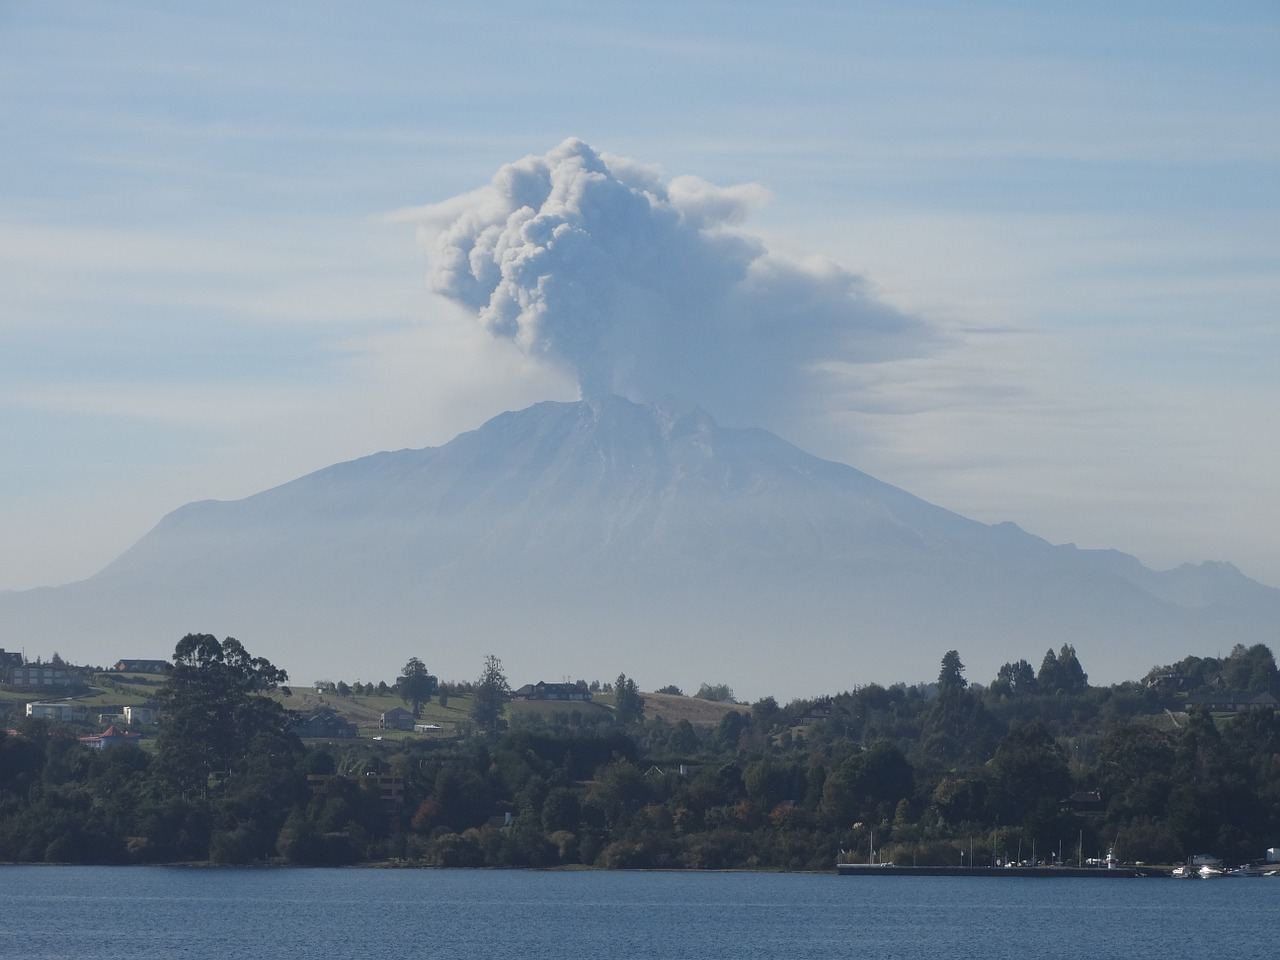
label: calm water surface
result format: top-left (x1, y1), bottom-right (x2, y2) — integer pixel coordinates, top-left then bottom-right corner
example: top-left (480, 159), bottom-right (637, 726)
top-left (4, 866), bottom-right (1277, 960)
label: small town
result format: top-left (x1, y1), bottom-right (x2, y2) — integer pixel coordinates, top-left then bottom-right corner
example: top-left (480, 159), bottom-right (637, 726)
top-left (3, 635), bottom-right (1279, 876)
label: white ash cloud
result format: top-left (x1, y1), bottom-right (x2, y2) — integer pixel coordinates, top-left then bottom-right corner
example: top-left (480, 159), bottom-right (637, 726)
top-left (415, 138), bottom-right (933, 422)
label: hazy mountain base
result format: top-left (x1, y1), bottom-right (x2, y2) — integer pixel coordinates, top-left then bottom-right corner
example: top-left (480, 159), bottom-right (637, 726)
top-left (2, 396), bottom-right (1277, 698)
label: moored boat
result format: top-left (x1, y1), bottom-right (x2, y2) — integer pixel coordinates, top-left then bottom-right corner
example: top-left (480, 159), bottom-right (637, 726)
top-left (1225, 866), bottom-right (1262, 877)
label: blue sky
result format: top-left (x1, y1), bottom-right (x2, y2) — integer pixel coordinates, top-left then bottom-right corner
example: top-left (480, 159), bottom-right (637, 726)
top-left (2, 0), bottom-right (1278, 592)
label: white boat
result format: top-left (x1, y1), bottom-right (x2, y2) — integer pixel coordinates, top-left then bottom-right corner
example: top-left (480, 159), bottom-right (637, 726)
top-left (1225, 866), bottom-right (1262, 877)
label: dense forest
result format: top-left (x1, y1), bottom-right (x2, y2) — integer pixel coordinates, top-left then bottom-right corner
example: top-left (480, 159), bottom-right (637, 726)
top-left (2, 634), bottom-right (1279, 869)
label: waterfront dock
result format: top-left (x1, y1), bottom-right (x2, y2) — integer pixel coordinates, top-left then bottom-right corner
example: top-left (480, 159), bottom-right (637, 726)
top-left (836, 863), bottom-right (1167, 878)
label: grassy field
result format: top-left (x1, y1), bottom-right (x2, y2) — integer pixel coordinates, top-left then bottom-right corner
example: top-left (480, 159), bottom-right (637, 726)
top-left (2, 674), bottom-right (751, 738)
top-left (640, 691), bottom-right (750, 727)
top-left (507, 697), bottom-right (613, 724)
top-left (75, 673), bottom-right (167, 706)
top-left (1, 671), bottom-right (164, 710)
top-left (287, 686), bottom-right (748, 736)
top-left (282, 687), bottom-right (474, 734)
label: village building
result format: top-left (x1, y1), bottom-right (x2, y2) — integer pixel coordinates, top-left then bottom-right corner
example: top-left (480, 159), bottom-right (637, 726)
top-left (306, 773), bottom-right (405, 812)
top-left (1182, 691), bottom-right (1278, 713)
top-left (1061, 789), bottom-right (1106, 814)
top-left (510, 680), bottom-right (593, 701)
top-left (78, 725), bottom-right (142, 750)
top-left (0, 648), bottom-right (23, 682)
top-left (291, 708), bottom-right (358, 739)
top-left (113, 659), bottom-right (171, 674)
top-left (124, 704), bottom-right (158, 726)
top-left (25, 701), bottom-right (87, 722)
top-left (10, 664), bottom-right (74, 688)
top-left (379, 706), bottom-right (416, 730)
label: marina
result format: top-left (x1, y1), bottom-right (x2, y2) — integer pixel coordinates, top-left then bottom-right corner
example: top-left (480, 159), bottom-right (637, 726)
top-left (836, 862), bottom-right (1165, 878)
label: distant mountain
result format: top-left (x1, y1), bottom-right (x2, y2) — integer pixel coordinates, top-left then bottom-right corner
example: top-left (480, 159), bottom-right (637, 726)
top-left (3, 395), bottom-right (1277, 699)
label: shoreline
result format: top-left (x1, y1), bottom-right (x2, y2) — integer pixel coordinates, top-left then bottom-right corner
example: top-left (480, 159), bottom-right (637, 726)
top-left (836, 863), bottom-right (1169, 878)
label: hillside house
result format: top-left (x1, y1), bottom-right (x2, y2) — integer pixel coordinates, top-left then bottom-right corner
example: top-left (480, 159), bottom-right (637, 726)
top-left (0, 649), bottom-right (23, 681)
top-left (113, 659), bottom-right (170, 674)
top-left (10, 664), bottom-right (74, 688)
top-left (1144, 671), bottom-right (1189, 692)
top-left (307, 773), bottom-right (405, 812)
top-left (1061, 789), bottom-right (1106, 814)
top-left (26, 702), bottom-right (86, 722)
top-left (291, 708), bottom-right (358, 739)
top-left (511, 680), bottom-right (592, 701)
top-left (1183, 691), bottom-right (1278, 713)
top-left (798, 699), bottom-right (850, 726)
top-left (366, 773), bottom-right (405, 811)
top-left (379, 707), bottom-right (416, 730)
top-left (78, 725), bottom-right (141, 750)
top-left (124, 705), bottom-right (158, 726)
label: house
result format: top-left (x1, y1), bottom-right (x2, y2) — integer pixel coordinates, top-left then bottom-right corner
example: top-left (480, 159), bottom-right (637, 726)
top-left (26, 701), bottom-right (86, 722)
top-left (1061, 789), bottom-right (1106, 814)
top-left (510, 680), bottom-right (592, 702)
top-left (379, 707), bottom-right (416, 730)
top-left (78, 725), bottom-right (142, 750)
top-left (291, 708), bottom-right (358, 739)
top-left (1183, 691), bottom-right (1278, 713)
top-left (113, 659), bottom-right (170, 675)
top-left (1144, 671), bottom-right (1188, 692)
top-left (124, 704), bottom-right (158, 726)
top-left (799, 702), bottom-right (831, 725)
top-left (0, 648), bottom-right (23, 681)
top-left (798, 699), bottom-right (849, 726)
top-left (366, 773), bottom-right (405, 811)
top-left (307, 773), bottom-right (406, 812)
top-left (10, 664), bottom-right (74, 688)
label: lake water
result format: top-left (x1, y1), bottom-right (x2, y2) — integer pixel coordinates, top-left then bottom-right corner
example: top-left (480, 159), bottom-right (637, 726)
top-left (4, 866), bottom-right (1277, 960)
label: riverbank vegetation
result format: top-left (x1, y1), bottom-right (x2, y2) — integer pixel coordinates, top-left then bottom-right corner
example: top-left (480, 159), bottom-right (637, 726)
top-left (2, 637), bottom-right (1278, 869)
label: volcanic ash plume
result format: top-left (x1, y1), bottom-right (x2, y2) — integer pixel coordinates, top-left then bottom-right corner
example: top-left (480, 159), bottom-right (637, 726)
top-left (416, 138), bottom-right (930, 422)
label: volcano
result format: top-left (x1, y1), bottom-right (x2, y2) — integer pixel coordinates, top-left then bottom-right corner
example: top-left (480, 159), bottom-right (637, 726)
top-left (3, 395), bottom-right (1276, 699)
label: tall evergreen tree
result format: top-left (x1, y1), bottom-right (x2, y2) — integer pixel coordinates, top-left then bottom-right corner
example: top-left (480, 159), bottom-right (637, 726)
top-left (155, 634), bottom-right (294, 799)
top-left (398, 657), bottom-right (438, 716)
top-left (614, 673), bottom-right (644, 725)
top-left (1037, 648), bottom-right (1061, 691)
top-left (1056, 644), bottom-right (1088, 693)
top-left (938, 650), bottom-right (967, 693)
top-left (470, 654), bottom-right (511, 734)
top-left (993, 660), bottom-right (1038, 696)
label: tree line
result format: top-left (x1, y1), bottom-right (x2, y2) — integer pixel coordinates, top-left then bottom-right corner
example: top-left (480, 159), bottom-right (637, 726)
top-left (1, 636), bottom-right (1278, 868)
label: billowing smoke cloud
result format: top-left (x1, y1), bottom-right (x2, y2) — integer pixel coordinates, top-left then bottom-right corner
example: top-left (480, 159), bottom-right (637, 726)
top-left (416, 138), bottom-right (932, 423)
